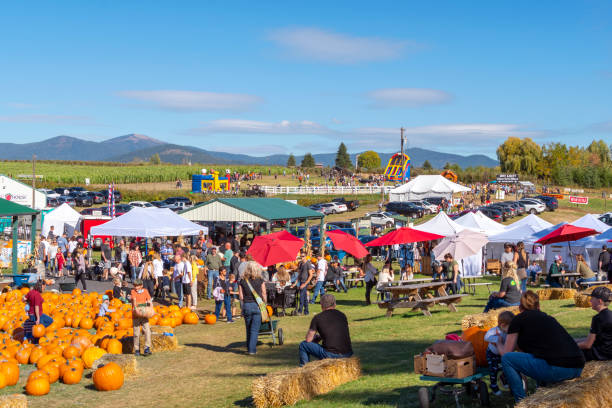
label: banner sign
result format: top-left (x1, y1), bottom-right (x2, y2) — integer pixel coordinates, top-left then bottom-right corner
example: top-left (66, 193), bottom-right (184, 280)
top-left (569, 196), bottom-right (588, 205)
top-left (496, 174), bottom-right (519, 183)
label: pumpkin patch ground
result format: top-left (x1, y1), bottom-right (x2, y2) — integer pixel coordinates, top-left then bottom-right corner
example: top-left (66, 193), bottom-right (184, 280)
top-left (0, 281), bottom-right (597, 407)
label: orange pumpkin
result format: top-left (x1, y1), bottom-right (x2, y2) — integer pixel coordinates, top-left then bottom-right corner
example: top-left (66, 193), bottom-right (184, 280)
top-left (32, 324), bottom-right (46, 338)
top-left (0, 371), bottom-right (6, 389)
top-left (106, 339), bottom-right (122, 354)
top-left (72, 288), bottom-right (82, 296)
top-left (25, 377), bottom-right (50, 396)
top-left (29, 347), bottom-right (46, 364)
top-left (0, 362), bottom-right (19, 386)
top-left (93, 362), bottom-right (124, 391)
top-left (80, 317), bottom-right (94, 330)
top-left (183, 312), bottom-right (199, 325)
top-left (461, 326), bottom-right (489, 367)
top-left (42, 364), bottom-right (60, 383)
top-left (204, 314), bottom-right (217, 325)
top-left (63, 345), bottom-right (81, 359)
top-left (61, 367), bottom-right (82, 385)
top-left (27, 369), bottom-right (49, 382)
top-left (15, 347), bottom-right (32, 364)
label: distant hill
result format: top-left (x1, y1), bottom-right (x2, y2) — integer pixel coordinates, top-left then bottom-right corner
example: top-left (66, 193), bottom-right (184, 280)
top-left (0, 134), bottom-right (498, 168)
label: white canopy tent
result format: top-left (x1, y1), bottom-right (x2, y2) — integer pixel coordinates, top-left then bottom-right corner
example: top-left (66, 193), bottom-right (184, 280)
top-left (388, 175), bottom-right (471, 201)
top-left (486, 224), bottom-right (544, 260)
top-left (571, 214), bottom-right (610, 233)
top-left (455, 211), bottom-right (506, 236)
top-left (414, 212), bottom-right (482, 276)
top-left (506, 213), bottom-right (553, 231)
top-left (90, 207), bottom-right (206, 238)
top-left (42, 203), bottom-right (81, 238)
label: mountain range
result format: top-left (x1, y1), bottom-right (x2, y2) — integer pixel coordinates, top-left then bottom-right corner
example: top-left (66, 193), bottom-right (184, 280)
top-left (0, 134), bottom-right (499, 168)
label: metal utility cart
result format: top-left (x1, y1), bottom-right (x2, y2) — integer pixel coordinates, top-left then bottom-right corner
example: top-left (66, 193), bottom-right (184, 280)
top-left (258, 320), bottom-right (284, 346)
top-left (418, 369), bottom-right (490, 408)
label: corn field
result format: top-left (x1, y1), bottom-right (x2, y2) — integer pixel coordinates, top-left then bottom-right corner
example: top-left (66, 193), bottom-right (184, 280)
top-left (0, 161), bottom-right (292, 185)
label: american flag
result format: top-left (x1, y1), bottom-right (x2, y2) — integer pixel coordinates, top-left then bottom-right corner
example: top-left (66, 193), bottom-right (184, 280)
top-left (107, 183), bottom-right (116, 218)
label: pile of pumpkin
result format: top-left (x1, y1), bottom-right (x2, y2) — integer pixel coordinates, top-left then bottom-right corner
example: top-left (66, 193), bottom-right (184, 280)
top-left (0, 286), bottom-right (202, 397)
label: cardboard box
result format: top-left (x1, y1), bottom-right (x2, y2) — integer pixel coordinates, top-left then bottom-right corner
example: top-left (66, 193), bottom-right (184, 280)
top-left (413, 353), bottom-right (475, 378)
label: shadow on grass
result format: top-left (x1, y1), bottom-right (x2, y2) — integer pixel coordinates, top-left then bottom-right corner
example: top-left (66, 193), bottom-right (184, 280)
top-left (336, 299), bottom-right (369, 307)
top-left (184, 342), bottom-right (247, 355)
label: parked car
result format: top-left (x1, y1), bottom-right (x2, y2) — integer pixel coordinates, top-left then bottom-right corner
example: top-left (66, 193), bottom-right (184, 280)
top-left (69, 186), bottom-right (87, 193)
top-left (58, 196), bottom-right (76, 207)
top-left (332, 197), bottom-right (360, 211)
top-left (129, 201), bottom-right (154, 208)
top-left (533, 195), bottom-right (558, 211)
top-left (164, 197), bottom-right (192, 207)
top-left (407, 200), bottom-right (437, 215)
top-left (316, 204), bottom-right (337, 215)
top-left (324, 202), bottom-right (348, 214)
top-left (599, 213), bottom-right (612, 226)
top-left (46, 197), bottom-right (60, 208)
top-left (365, 212), bottom-right (396, 228)
top-left (54, 187), bottom-right (70, 195)
top-left (80, 207), bottom-right (106, 215)
top-left (99, 189), bottom-right (123, 203)
top-left (478, 207), bottom-right (503, 222)
top-left (38, 188), bottom-right (60, 199)
top-left (489, 202), bottom-right (516, 218)
top-left (423, 197), bottom-right (445, 207)
top-left (518, 198), bottom-right (546, 214)
top-left (308, 204), bottom-right (327, 215)
top-left (85, 191), bottom-right (105, 204)
top-left (503, 201), bottom-right (525, 215)
top-left (100, 204), bottom-right (133, 216)
top-left (385, 202), bottom-right (424, 218)
top-left (150, 201), bottom-right (166, 208)
top-left (69, 192), bottom-right (93, 207)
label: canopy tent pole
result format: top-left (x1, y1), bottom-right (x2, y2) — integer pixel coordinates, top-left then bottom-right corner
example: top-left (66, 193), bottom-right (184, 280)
top-left (30, 214), bottom-right (37, 254)
top-left (12, 216), bottom-right (18, 274)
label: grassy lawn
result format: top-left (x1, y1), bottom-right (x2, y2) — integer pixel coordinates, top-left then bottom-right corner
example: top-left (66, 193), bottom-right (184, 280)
top-left (0, 281), bottom-right (595, 407)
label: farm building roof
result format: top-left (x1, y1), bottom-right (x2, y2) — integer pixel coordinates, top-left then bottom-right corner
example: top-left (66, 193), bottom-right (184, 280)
top-left (0, 198), bottom-right (39, 216)
top-left (179, 198), bottom-right (324, 223)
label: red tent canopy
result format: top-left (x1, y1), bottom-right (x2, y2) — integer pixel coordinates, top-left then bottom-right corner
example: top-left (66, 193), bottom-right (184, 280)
top-left (535, 224), bottom-right (599, 245)
top-left (326, 230), bottom-right (369, 259)
top-left (246, 230), bottom-right (304, 267)
top-left (366, 227), bottom-right (444, 247)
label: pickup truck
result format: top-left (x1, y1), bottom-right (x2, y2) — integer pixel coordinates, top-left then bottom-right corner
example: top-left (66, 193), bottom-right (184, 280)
top-left (332, 197), bottom-right (360, 211)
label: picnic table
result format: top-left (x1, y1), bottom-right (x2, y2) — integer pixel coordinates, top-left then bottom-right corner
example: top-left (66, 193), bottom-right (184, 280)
top-left (378, 281), bottom-right (467, 317)
top-left (462, 276), bottom-right (493, 295)
top-left (342, 269), bottom-right (364, 288)
top-left (386, 278), bottom-right (433, 287)
top-left (549, 272), bottom-right (582, 289)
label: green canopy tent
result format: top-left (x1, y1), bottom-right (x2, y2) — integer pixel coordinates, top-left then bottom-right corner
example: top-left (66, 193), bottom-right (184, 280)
top-left (0, 198), bottom-right (39, 274)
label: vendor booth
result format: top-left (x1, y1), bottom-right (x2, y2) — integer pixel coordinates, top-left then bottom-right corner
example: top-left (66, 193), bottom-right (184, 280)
top-left (0, 198), bottom-right (39, 274)
top-left (42, 203), bottom-right (81, 238)
top-left (388, 175), bottom-right (470, 202)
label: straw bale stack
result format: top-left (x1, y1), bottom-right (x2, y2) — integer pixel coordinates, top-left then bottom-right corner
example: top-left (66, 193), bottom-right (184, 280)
top-left (517, 360), bottom-right (612, 408)
top-left (252, 357), bottom-right (361, 408)
top-left (120, 331), bottom-right (178, 353)
top-left (93, 354), bottom-right (138, 377)
top-left (537, 288), bottom-right (576, 301)
top-left (575, 284), bottom-right (612, 308)
top-left (461, 306), bottom-right (520, 330)
top-left (0, 394), bottom-right (27, 408)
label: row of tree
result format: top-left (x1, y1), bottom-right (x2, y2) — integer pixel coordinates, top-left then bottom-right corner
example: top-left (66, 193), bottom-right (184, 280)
top-left (287, 143), bottom-right (382, 170)
top-left (497, 137), bottom-right (612, 188)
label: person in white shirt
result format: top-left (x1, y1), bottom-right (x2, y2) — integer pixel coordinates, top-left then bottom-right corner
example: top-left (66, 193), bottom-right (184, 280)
top-left (152, 253), bottom-right (164, 299)
top-left (172, 254), bottom-right (192, 308)
top-left (310, 253), bottom-right (328, 304)
top-left (500, 243), bottom-right (515, 265)
top-left (363, 254), bottom-right (378, 305)
top-left (47, 240), bottom-right (58, 276)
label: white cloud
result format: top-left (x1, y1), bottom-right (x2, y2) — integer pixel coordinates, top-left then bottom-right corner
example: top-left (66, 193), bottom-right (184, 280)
top-left (0, 114), bottom-right (91, 124)
top-left (189, 119), bottom-right (333, 135)
top-left (368, 88), bottom-right (452, 107)
top-left (117, 90), bottom-right (262, 112)
top-left (268, 27), bottom-right (412, 63)
top-left (216, 144), bottom-right (289, 155)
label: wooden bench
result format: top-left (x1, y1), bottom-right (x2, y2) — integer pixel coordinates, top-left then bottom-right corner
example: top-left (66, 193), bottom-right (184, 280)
top-left (377, 294), bottom-right (467, 317)
top-left (379, 281), bottom-right (467, 317)
top-left (345, 278), bottom-right (364, 288)
top-left (465, 282), bottom-right (493, 295)
top-left (579, 280), bottom-right (610, 289)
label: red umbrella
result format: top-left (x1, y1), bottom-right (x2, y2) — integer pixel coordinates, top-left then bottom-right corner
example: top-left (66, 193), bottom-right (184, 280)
top-left (246, 230), bottom-right (304, 267)
top-left (366, 227), bottom-right (445, 247)
top-left (535, 224), bottom-right (599, 245)
top-left (326, 230), bottom-right (369, 259)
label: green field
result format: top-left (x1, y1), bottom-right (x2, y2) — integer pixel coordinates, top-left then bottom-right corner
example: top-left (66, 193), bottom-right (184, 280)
top-left (1, 161), bottom-right (295, 185)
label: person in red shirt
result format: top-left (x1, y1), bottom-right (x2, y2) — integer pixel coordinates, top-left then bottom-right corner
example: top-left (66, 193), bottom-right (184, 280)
top-left (23, 281), bottom-right (54, 342)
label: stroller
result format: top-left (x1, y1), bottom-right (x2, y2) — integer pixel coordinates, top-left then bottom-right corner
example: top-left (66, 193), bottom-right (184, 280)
top-left (266, 283), bottom-right (298, 317)
top-left (87, 261), bottom-right (104, 281)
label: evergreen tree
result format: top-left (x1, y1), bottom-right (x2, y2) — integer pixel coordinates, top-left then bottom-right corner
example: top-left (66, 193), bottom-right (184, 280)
top-left (335, 142), bottom-right (352, 169)
top-left (422, 160), bottom-right (432, 170)
top-left (286, 153), bottom-right (296, 167)
top-left (301, 153), bottom-right (316, 168)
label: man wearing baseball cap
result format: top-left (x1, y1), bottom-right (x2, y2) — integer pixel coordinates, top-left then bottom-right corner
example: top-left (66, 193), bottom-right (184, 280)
top-left (577, 287), bottom-right (612, 361)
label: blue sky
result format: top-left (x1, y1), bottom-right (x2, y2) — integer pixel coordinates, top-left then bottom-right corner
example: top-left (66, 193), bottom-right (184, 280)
top-left (1, 1), bottom-right (611, 158)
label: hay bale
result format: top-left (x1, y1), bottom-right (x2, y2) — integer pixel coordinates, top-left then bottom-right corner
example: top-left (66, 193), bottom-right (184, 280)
top-left (251, 357), bottom-right (361, 408)
top-left (575, 284), bottom-right (612, 308)
top-left (537, 288), bottom-right (577, 301)
top-left (0, 394), bottom-right (27, 408)
top-left (150, 325), bottom-right (173, 335)
top-left (93, 354), bottom-right (138, 377)
top-left (461, 306), bottom-right (520, 330)
top-left (120, 332), bottom-right (178, 354)
top-left (517, 360), bottom-right (612, 408)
